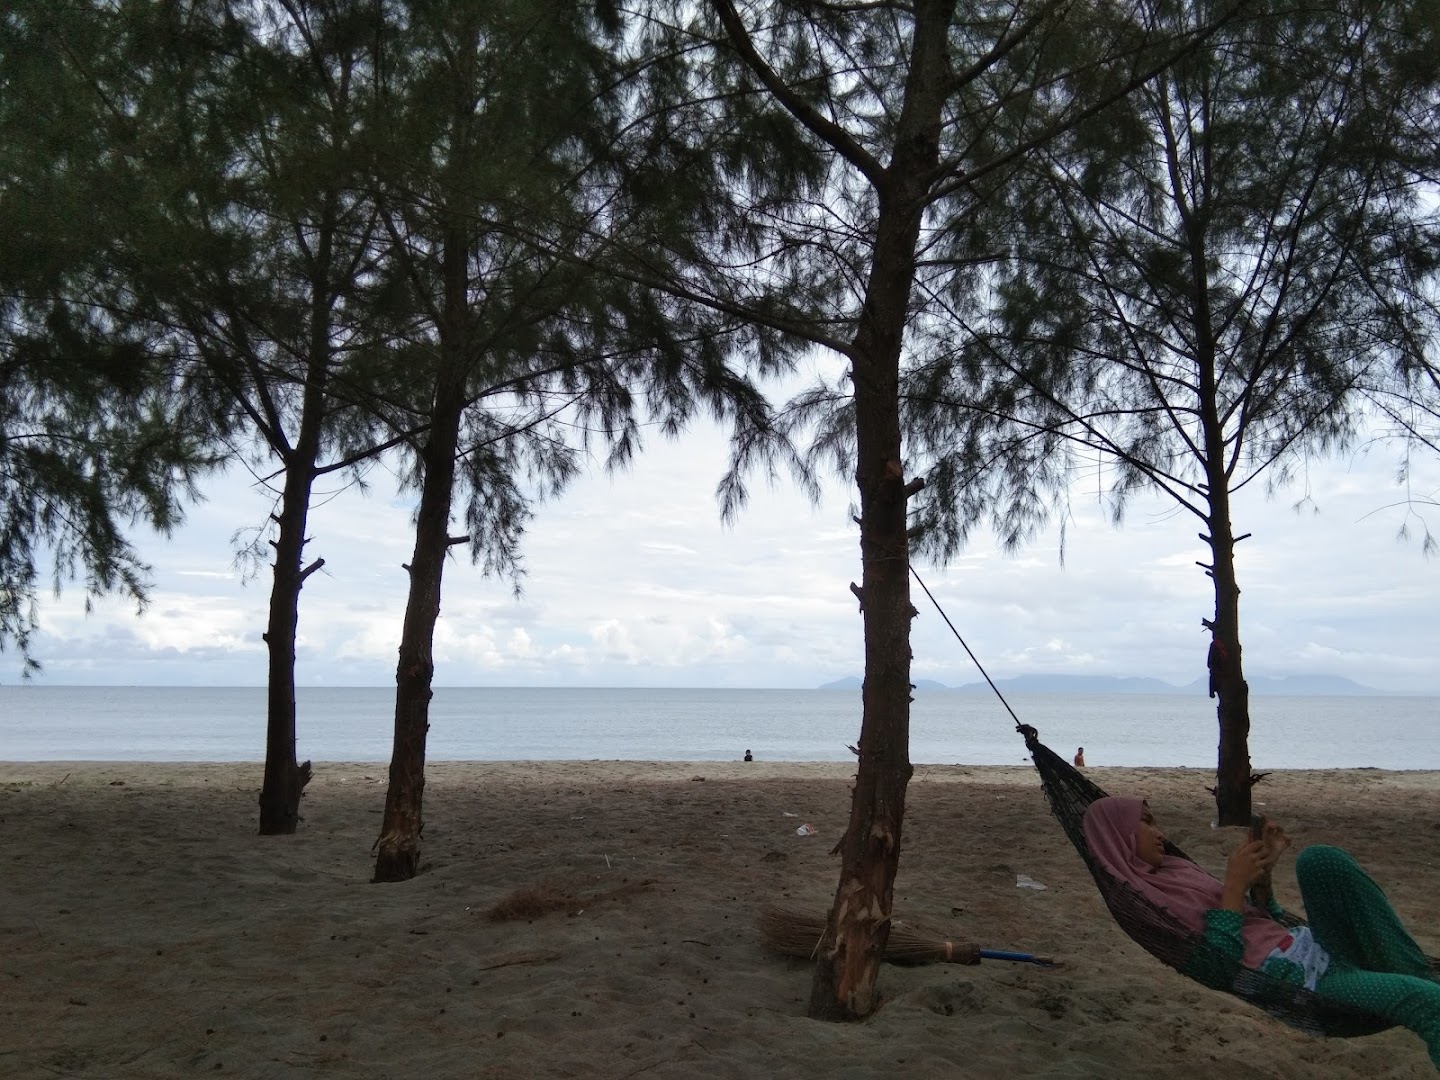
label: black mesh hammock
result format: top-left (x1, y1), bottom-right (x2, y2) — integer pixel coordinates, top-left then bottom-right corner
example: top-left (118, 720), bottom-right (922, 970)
top-left (1017, 722), bottom-right (1440, 1038)
top-left (908, 567), bottom-right (1440, 1039)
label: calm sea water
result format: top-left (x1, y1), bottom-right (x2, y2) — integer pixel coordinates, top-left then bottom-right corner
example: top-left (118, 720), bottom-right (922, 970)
top-left (2, 686), bottom-right (1437, 769)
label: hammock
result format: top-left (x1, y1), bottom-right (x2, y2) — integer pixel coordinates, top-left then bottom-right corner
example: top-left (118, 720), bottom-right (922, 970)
top-left (906, 564), bottom-right (1439, 1039)
top-left (1019, 722), bottom-right (1440, 1038)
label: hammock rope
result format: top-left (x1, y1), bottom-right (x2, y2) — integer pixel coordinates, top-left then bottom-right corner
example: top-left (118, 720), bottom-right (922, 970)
top-left (908, 561), bottom-right (1438, 1039)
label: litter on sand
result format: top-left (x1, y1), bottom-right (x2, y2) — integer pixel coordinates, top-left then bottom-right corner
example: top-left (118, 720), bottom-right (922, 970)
top-left (795, 823), bottom-right (817, 836)
top-left (1016, 874), bottom-right (1048, 890)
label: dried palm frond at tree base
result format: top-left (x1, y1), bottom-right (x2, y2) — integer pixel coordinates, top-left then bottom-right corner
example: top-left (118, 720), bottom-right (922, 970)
top-left (758, 905), bottom-right (983, 966)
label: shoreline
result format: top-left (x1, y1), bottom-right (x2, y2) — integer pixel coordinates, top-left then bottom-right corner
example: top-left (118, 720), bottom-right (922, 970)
top-left (3, 761), bottom-right (1437, 1077)
top-left (6, 759), bottom-right (1440, 787)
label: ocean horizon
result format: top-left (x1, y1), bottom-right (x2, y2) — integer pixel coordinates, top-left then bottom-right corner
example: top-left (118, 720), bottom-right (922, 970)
top-left (3, 685), bottom-right (1437, 770)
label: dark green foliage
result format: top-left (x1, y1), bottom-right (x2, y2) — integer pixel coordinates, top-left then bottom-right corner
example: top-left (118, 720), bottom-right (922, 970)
top-left (906, 0), bottom-right (1440, 560)
top-left (0, 1), bottom-right (214, 673)
top-left (624, 0), bottom-right (1237, 1018)
top-left (367, 0), bottom-right (809, 569)
top-left (366, 0), bottom-right (824, 878)
top-left (0, 323), bottom-right (206, 671)
top-left (901, 0), bottom-right (1439, 823)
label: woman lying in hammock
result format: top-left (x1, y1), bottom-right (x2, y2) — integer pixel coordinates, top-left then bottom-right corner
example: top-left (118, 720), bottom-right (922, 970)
top-left (1083, 796), bottom-right (1440, 1070)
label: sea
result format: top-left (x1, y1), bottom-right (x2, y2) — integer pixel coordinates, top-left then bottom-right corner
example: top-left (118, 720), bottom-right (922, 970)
top-left (2, 685), bottom-right (1438, 769)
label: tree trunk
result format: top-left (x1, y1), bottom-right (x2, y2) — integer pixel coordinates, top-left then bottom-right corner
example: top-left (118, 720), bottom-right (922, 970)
top-left (258, 205), bottom-right (336, 835)
top-left (1198, 349), bottom-right (1251, 825)
top-left (808, 0), bottom-right (950, 1021)
top-left (1179, 130), bottom-right (1253, 828)
top-left (372, 214), bottom-right (469, 882)
top-left (372, 375), bottom-right (463, 881)
top-left (806, 339), bottom-right (915, 1019)
top-left (1206, 496), bottom-right (1252, 826)
top-left (257, 458), bottom-right (318, 834)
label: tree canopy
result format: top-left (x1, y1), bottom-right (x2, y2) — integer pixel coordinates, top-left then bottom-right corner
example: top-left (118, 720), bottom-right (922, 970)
top-left (1, 1), bottom-right (217, 672)
top-left (902, 0), bottom-right (1440, 821)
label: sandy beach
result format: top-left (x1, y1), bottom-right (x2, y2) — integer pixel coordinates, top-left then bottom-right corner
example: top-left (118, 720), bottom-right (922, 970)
top-left (2, 759), bottom-right (1437, 1078)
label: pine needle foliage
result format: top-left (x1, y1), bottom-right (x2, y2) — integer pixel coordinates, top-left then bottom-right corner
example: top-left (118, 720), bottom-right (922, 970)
top-left (902, 0), bottom-right (1440, 822)
top-left (0, 1), bottom-right (217, 673)
top-left (908, 0), bottom-right (1440, 559)
top-left (365, 0), bottom-right (821, 881)
top-left (614, 0), bottom-right (1244, 1020)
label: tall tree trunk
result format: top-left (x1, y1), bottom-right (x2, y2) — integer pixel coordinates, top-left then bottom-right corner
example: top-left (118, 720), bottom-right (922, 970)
top-left (1199, 357), bottom-right (1251, 826)
top-left (808, 0), bottom-right (950, 1021)
top-left (257, 458), bottom-right (318, 834)
top-left (372, 220), bottom-right (468, 883)
top-left (372, 374), bottom-right (463, 881)
top-left (258, 203), bottom-right (337, 835)
top-left (1179, 121), bottom-right (1254, 828)
top-left (1205, 486), bottom-right (1252, 826)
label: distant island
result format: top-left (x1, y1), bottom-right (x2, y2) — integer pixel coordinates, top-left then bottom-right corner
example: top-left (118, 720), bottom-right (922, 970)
top-left (819, 676), bottom-right (951, 691)
top-left (817, 673), bottom-right (1389, 695)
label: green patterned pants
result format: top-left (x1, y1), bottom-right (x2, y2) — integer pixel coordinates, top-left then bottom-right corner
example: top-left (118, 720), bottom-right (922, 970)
top-left (1303, 845), bottom-right (1440, 1069)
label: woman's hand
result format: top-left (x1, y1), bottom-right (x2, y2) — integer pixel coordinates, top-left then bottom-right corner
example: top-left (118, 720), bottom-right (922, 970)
top-left (1246, 821), bottom-right (1293, 909)
top-left (1221, 839), bottom-right (1271, 912)
top-left (1259, 821), bottom-right (1291, 869)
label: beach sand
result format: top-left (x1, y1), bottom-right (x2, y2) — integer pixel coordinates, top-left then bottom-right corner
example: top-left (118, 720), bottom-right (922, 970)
top-left (2, 759), bottom-right (1437, 1079)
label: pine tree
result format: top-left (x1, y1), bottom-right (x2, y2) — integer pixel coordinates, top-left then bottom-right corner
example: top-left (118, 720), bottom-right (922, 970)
top-left (365, 0), bottom-right (799, 882)
top-left (181, 1), bottom-right (407, 836)
top-left (0, 1), bottom-right (215, 673)
top-left (905, 0), bottom-right (1440, 824)
top-left (20, 1), bottom-right (416, 830)
top-left (626, 0), bottom-right (1225, 1018)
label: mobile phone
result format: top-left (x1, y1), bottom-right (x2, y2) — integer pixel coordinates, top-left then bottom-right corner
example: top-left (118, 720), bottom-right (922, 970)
top-left (1250, 814), bottom-right (1268, 842)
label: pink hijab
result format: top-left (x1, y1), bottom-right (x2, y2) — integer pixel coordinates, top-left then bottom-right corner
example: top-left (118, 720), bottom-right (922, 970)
top-left (1081, 795), bottom-right (1290, 968)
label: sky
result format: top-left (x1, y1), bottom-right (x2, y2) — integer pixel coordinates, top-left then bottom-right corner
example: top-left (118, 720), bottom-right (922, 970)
top-left (16, 400), bottom-right (1440, 692)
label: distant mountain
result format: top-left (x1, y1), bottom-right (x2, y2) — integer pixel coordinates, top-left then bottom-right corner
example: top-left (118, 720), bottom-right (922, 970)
top-left (1181, 674), bottom-right (1383, 696)
top-left (818, 676), bottom-right (950, 690)
top-left (825, 672), bottom-right (1389, 696)
top-left (947, 674), bottom-right (1185, 695)
top-left (944, 673), bottom-right (1382, 696)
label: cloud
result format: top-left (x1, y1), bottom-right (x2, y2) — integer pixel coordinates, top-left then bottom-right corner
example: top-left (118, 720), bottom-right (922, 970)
top-left (13, 417), bottom-right (1440, 691)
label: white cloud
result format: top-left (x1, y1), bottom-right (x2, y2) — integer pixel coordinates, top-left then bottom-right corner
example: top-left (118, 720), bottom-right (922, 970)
top-left (13, 416), bottom-right (1440, 691)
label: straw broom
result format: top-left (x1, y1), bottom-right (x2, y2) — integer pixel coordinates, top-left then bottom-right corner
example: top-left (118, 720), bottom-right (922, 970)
top-left (758, 905), bottom-right (982, 966)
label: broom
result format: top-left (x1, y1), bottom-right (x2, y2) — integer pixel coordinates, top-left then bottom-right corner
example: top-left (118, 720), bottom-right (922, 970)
top-left (758, 905), bottom-right (1057, 967)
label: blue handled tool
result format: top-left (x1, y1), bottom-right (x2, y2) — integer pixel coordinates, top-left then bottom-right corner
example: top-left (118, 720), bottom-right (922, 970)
top-left (979, 949), bottom-right (1059, 967)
